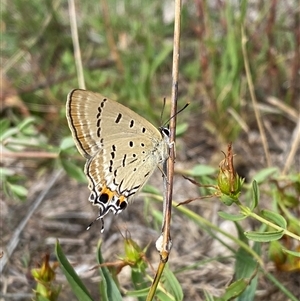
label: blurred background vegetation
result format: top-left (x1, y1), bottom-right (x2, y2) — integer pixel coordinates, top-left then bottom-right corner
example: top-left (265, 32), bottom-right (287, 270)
top-left (1, 0), bottom-right (299, 300)
top-left (3, 0), bottom-right (298, 144)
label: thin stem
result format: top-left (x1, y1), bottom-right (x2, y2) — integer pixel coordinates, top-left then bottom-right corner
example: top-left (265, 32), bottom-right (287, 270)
top-left (239, 205), bottom-right (300, 241)
top-left (241, 27), bottom-right (271, 167)
top-left (147, 0), bottom-right (182, 300)
top-left (68, 0), bottom-right (85, 89)
top-left (160, 0), bottom-right (182, 260)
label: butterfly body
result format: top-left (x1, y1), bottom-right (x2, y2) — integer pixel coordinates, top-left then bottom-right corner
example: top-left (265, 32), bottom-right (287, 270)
top-left (66, 89), bottom-right (170, 231)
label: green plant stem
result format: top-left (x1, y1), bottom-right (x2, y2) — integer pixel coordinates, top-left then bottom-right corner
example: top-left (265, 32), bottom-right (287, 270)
top-left (143, 193), bottom-right (264, 267)
top-left (238, 204), bottom-right (300, 241)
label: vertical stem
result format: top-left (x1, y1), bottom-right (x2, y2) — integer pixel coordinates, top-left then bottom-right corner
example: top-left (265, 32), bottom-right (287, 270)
top-left (68, 0), bottom-right (85, 89)
top-left (147, 1), bottom-right (182, 300)
top-left (241, 27), bottom-right (271, 167)
top-left (160, 0), bottom-right (182, 261)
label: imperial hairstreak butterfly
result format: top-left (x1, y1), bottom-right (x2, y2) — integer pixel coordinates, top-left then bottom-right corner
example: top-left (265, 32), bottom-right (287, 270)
top-left (66, 89), bottom-right (171, 232)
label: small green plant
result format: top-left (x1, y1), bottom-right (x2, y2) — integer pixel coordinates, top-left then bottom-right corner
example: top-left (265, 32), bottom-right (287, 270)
top-left (31, 254), bottom-right (61, 301)
top-left (176, 143), bottom-right (300, 300)
top-left (1, 117), bottom-right (48, 201)
top-left (55, 239), bottom-right (183, 301)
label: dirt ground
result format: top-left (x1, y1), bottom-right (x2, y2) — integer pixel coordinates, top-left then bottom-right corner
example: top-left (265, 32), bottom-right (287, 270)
top-left (1, 112), bottom-right (300, 301)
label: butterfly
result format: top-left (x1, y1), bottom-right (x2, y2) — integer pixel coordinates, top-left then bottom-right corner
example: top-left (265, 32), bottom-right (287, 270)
top-left (66, 89), bottom-right (171, 232)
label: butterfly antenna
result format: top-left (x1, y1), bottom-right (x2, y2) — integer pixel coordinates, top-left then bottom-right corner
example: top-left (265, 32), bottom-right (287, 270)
top-left (163, 102), bottom-right (190, 127)
top-left (160, 97), bottom-right (167, 125)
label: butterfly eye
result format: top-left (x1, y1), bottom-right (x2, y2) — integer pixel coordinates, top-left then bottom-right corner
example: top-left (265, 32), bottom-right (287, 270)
top-left (161, 127), bottom-right (170, 137)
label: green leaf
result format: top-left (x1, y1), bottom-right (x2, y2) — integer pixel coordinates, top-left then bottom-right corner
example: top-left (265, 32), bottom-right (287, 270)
top-left (60, 136), bottom-right (75, 150)
top-left (149, 44), bottom-right (173, 78)
top-left (0, 167), bottom-right (14, 177)
top-left (252, 167), bottom-right (278, 183)
top-left (175, 122), bottom-right (188, 136)
top-left (215, 279), bottom-right (250, 301)
top-left (190, 165), bottom-right (216, 176)
top-left (55, 241), bottom-right (93, 301)
top-left (250, 180), bottom-right (258, 210)
top-left (218, 211), bottom-right (247, 221)
top-left (282, 249), bottom-right (300, 258)
top-left (96, 241), bottom-right (122, 301)
top-left (0, 126), bottom-right (19, 141)
top-left (61, 158), bottom-right (87, 183)
top-left (245, 230), bottom-right (284, 242)
top-left (0, 119), bottom-right (10, 136)
top-left (220, 194), bottom-right (235, 206)
top-left (8, 183), bottom-right (28, 200)
top-left (126, 287), bottom-right (148, 298)
top-left (235, 222), bottom-right (250, 245)
top-left (203, 290), bottom-right (214, 301)
top-left (18, 117), bottom-right (36, 133)
top-left (127, 287), bottom-right (180, 301)
top-left (235, 247), bottom-right (258, 301)
top-left (155, 291), bottom-right (176, 301)
top-left (162, 265), bottom-right (183, 301)
top-left (261, 209), bottom-right (287, 229)
top-left (36, 295), bottom-right (53, 301)
top-left (143, 184), bottom-right (161, 194)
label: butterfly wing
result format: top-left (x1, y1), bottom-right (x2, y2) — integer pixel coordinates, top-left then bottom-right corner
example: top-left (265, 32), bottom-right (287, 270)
top-left (66, 89), bottom-right (169, 223)
top-left (66, 89), bottom-right (161, 158)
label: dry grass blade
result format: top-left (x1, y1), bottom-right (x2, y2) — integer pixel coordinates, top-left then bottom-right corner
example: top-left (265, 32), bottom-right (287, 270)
top-left (241, 27), bottom-right (271, 167)
top-left (282, 118), bottom-right (300, 175)
top-left (68, 0), bottom-right (85, 89)
top-left (100, 0), bottom-right (124, 74)
top-left (0, 170), bottom-right (63, 274)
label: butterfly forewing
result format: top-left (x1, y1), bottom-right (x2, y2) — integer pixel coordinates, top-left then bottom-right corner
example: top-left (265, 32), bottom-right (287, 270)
top-left (66, 90), bottom-right (161, 156)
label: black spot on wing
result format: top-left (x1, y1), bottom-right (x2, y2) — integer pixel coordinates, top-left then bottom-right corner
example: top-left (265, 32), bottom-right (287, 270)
top-left (119, 201), bottom-right (127, 210)
top-left (100, 193), bottom-right (109, 204)
top-left (122, 154), bottom-right (127, 167)
top-left (115, 113), bottom-right (122, 123)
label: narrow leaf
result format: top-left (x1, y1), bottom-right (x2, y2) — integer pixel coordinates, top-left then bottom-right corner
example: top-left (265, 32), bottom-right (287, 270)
top-left (190, 165), bottom-right (216, 176)
top-left (9, 183), bottom-right (28, 198)
top-left (261, 209), bottom-right (287, 229)
top-left (218, 211), bottom-right (247, 221)
top-left (61, 158), bottom-right (86, 183)
top-left (245, 230), bottom-right (284, 242)
top-left (162, 265), bottom-right (183, 301)
top-left (282, 249), bottom-right (300, 258)
top-left (216, 279), bottom-right (250, 301)
top-left (252, 167), bottom-right (278, 183)
top-left (18, 117), bottom-right (36, 132)
top-left (250, 180), bottom-right (258, 210)
top-left (0, 119), bottom-right (10, 137)
top-left (235, 247), bottom-right (258, 301)
top-left (96, 241), bottom-right (122, 301)
top-left (55, 241), bottom-right (93, 301)
top-left (60, 136), bottom-right (75, 150)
